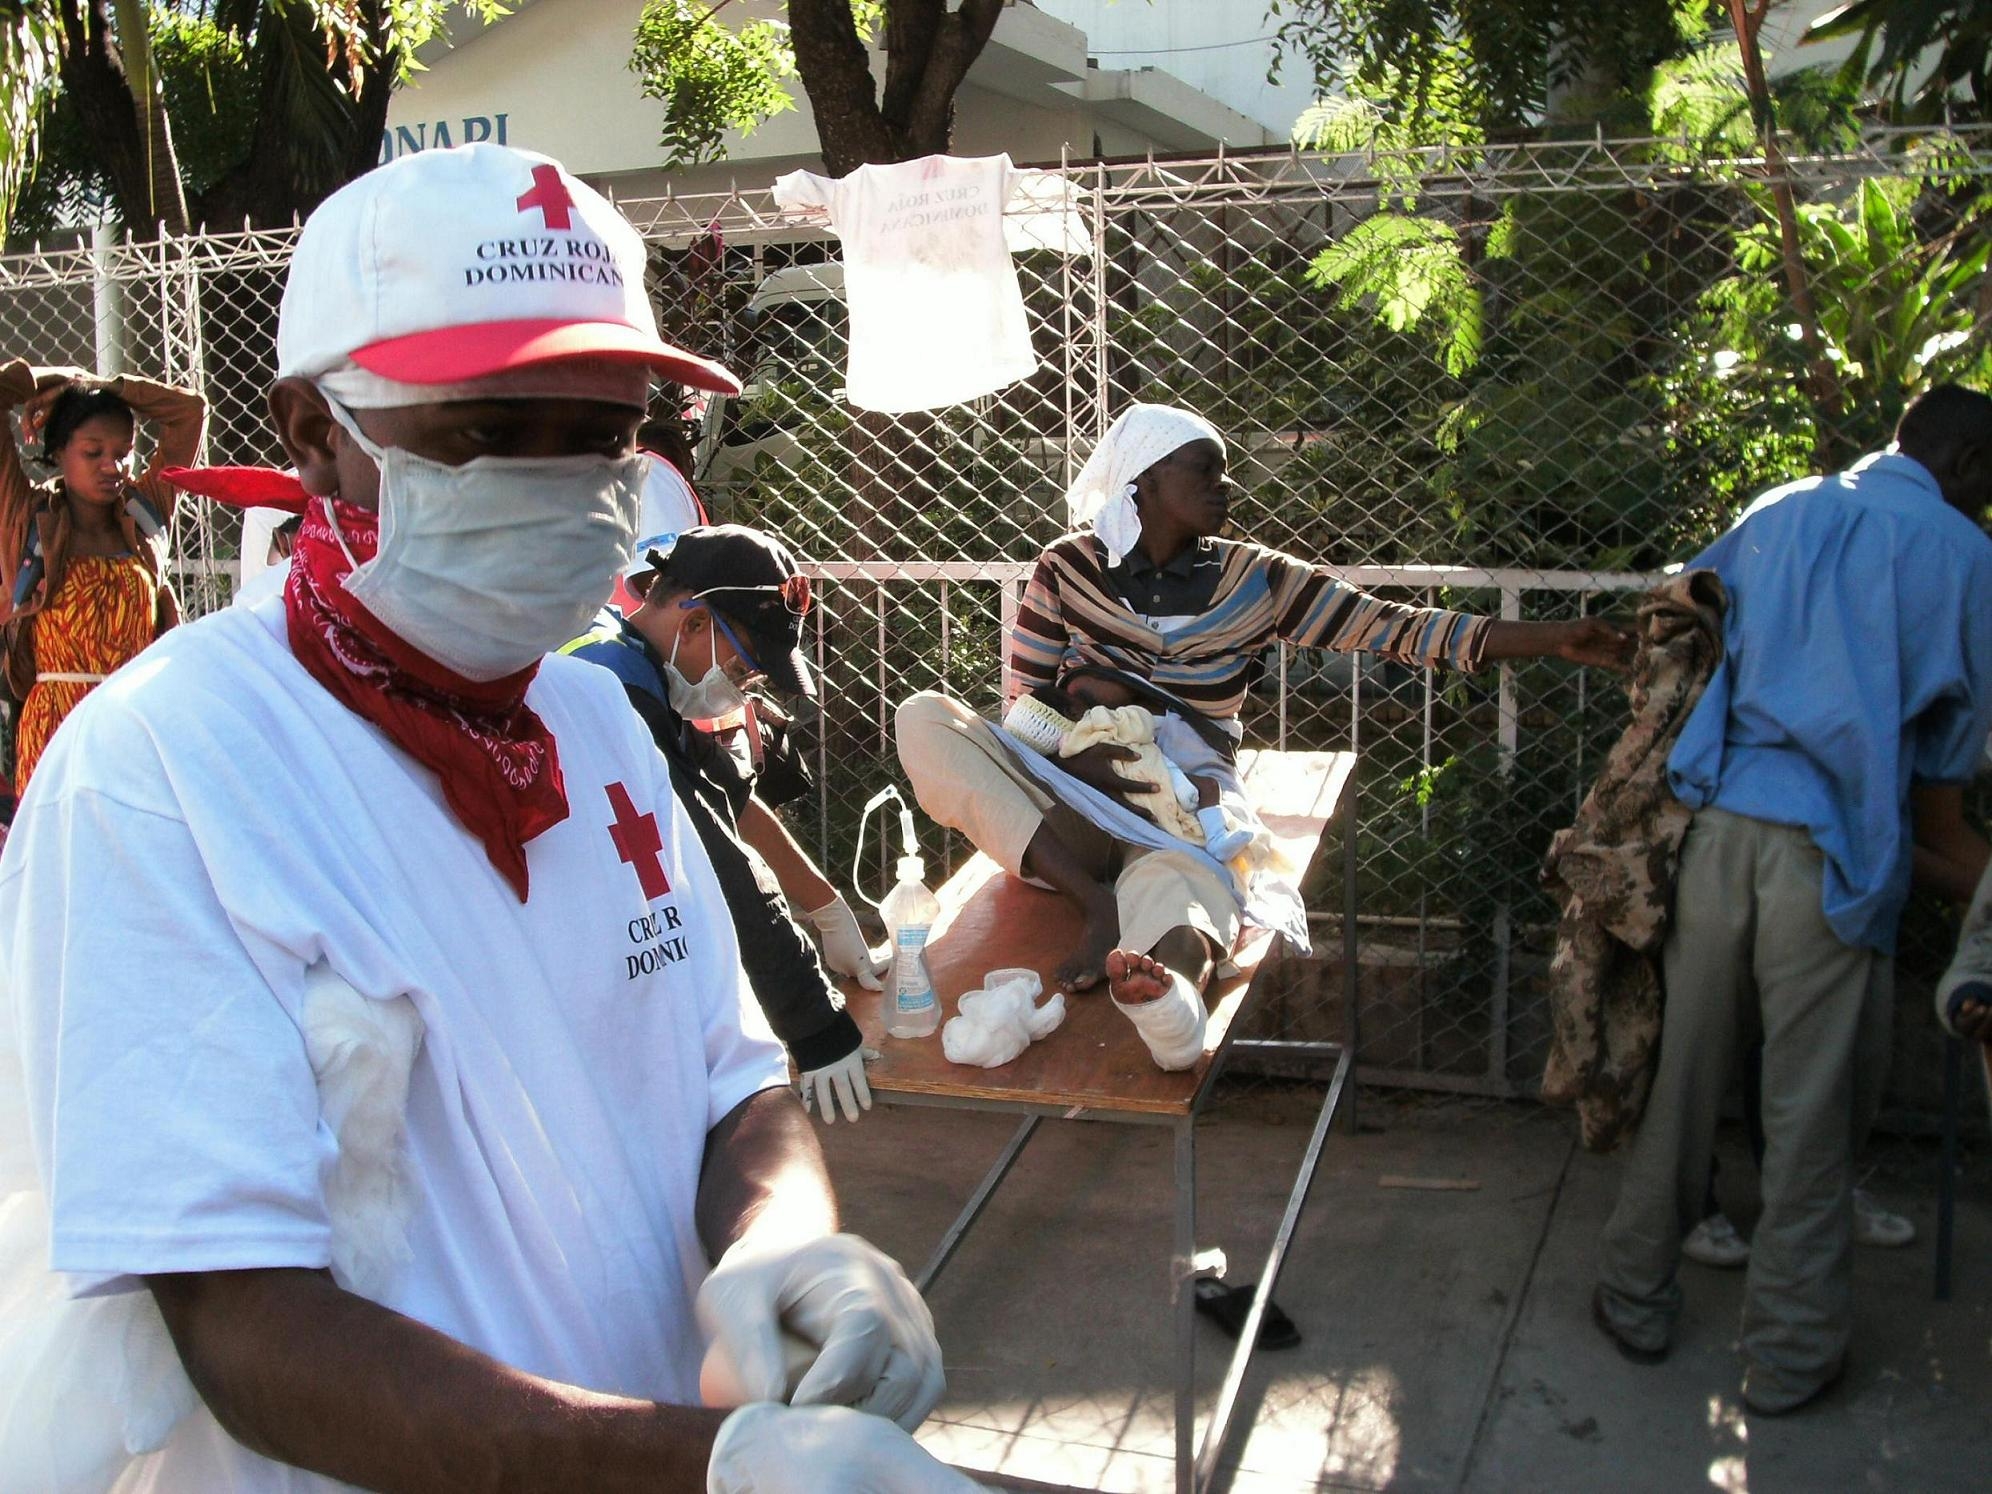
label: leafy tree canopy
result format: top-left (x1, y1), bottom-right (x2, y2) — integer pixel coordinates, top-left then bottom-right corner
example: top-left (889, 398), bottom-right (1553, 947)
top-left (1268, 0), bottom-right (1716, 136)
top-left (4, 2), bottom-right (506, 241)
top-left (1808, 0), bottom-right (1990, 124)
top-left (628, 0), bottom-right (1006, 176)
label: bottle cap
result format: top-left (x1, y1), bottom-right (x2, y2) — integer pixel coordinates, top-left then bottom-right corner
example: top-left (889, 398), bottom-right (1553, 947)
top-left (897, 854), bottom-right (926, 884)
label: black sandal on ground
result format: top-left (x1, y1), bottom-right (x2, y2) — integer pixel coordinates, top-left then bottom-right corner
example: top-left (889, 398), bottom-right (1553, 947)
top-left (1191, 1278), bottom-right (1301, 1350)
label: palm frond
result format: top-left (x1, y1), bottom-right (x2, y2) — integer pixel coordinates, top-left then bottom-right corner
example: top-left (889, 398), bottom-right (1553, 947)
top-left (0, 4), bottom-right (64, 241)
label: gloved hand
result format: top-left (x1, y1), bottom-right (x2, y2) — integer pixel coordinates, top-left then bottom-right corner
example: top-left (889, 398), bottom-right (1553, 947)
top-left (696, 1233), bottom-right (944, 1432)
top-left (799, 1043), bottom-right (873, 1124)
top-left (707, 1403), bottom-right (978, 1493)
top-left (804, 894), bottom-right (888, 991)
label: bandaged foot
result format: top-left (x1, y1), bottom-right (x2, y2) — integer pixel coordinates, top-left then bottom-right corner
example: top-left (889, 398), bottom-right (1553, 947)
top-left (1106, 949), bottom-right (1207, 1070)
top-left (1197, 805), bottom-right (1254, 862)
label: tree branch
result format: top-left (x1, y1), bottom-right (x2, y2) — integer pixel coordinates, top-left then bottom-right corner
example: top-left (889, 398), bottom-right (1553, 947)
top-left (343, 2), bottom-right (397, 187)
top-left (1725, 0), bottom-right (1845, 459)
top-left (788, 0), bottom-right (895, 173)
top-left (55, 0), bottom-right (190, 234)
top-left (901, 0), bottom-right (1002, 156)
top-left (880, 0), bottom-right (941, 128)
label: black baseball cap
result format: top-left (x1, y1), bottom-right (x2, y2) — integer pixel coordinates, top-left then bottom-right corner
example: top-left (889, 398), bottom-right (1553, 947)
top-left (649, 524), bottom-right (816, 697)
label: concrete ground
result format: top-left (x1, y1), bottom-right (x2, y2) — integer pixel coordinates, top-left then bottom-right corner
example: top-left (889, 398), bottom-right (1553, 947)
top-left (819, 1085), bottom-right (1992, 1493)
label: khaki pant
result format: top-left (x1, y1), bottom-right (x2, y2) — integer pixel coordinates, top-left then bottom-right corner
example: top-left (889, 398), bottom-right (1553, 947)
top-left (1595, 808), bottom-right (1892, 1410)
top-left (894, 692), bottom-right (1241, 961)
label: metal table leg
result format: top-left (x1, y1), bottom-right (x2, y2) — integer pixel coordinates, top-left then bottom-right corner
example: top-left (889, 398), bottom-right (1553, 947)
top-left (1937, 1034), bottom-right (1962, 1302)
top-left (1174, 1115), bottom-right (1198, 1494)
top-left (918, 1115), bottom-right (1041, 1294)
top-left (1192, 1042), bottom-right (1352, 1491)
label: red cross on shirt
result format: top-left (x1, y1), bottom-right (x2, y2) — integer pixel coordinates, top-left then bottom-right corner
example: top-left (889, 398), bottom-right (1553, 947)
top-left (606, 781), bottom-right (670, 899)
top-left (516, 164), bottom-right (576, 230)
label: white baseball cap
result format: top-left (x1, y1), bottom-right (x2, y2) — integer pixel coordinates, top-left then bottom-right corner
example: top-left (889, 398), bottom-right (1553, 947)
top-left (278, 144), bottom-right (740, 394)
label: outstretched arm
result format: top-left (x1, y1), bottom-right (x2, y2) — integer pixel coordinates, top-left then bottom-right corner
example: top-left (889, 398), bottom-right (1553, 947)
top-left (1478, 617), bottom-right (1635, 672)
top-left (737, 794), bottom-right (838, 915)
top-left (1275, 553), bottom-right (1633, 674)
top-left (147, 1267), bottom-right (725, 1493)
top-left (142, 1090), bottom-right (831, 1491)
top-left (697, 1085), bottom-right (839, 1260)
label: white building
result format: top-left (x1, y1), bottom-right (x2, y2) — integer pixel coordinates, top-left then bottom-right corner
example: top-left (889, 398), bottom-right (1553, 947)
top-left (385, 0), bottom-right (1276, 202)
top-left (1034, 1), bottom-right (1312, 140)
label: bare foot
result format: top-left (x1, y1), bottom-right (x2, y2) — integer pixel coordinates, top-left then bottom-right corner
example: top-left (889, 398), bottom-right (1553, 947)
top-left (1055, 894), bottom-right (1120, 992)
top-left (1105, 948), bottom-right (1172, 1005)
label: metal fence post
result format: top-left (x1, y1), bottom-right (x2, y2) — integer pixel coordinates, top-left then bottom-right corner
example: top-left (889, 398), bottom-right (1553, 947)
top-left (90, 221), bottom-right (126, 377)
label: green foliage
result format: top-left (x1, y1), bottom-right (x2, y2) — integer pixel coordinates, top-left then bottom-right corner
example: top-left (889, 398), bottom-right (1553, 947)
top-left (4, 2), bottom-right (509, 238)
top-left (0, 5), bottom-right (63, 234)
top-left (629, 0), bottom-right (800, 169)
top-left (151, 11), bottom-right (259, 201)
top-left (1727, 170), bottom-right (1992, 439)
top-left (1274, 9), bottom-right (1954, 570)
top-left (1290, 89), bottom-right (1483, 211)
top-left (1647, 38), bottom-right (1863, 163)
top-left (1305, 214), bottom-right (1485, 377)
top-left (1269, 0), bottom-right (1712, 133)
top-left (1808, 0), bottom-right (1990, 124)
top-left (1288, 45), bottom-right (1488, 171)
top-left (1646, 38), bottom-right (1755, 157)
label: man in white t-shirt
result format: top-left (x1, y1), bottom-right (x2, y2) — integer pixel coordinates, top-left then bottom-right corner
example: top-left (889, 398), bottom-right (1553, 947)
top-left (0, 145), bottom-right (968, 1491)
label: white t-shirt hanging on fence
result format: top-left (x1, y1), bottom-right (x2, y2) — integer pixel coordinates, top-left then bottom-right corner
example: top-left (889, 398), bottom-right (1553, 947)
top-left (773, 154), bottom-right (1040, 413)
top-left (0, 594), bottom-right (787, 1492)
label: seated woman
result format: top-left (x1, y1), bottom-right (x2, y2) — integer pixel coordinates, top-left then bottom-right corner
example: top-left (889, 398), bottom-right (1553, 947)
top-left (896, 402), bottom-right (1629, 1069)
top-left (1, 360), bottom-right (206, 793)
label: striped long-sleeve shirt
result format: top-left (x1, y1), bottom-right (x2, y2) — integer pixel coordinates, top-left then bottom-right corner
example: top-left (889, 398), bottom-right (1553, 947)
top-left (1008, 533), bottom-right (1491, 723)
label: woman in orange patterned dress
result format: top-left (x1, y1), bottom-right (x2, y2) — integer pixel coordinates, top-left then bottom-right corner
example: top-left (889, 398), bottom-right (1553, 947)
top-left (0, 362), bottom-right (206, 794)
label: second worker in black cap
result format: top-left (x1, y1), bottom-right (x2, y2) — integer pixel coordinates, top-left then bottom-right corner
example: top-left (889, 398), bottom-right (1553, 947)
top-left (564, 523), bottom-right (885, 1123)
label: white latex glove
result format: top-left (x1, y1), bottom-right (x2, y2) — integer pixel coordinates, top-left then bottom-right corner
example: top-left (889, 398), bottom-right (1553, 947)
top-left (805, 894), bottom-right (888, 990)
top-left (696, 1233), bottom-right (944, 1432)
top-left (799, 1045), bottom-right (873, 1124)
top-left (707, 1403), bottom-right (978, 1493)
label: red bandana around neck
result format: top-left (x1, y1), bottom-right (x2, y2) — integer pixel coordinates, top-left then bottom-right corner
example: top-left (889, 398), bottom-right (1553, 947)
top-left (283, 499), bottom-right (567, 901)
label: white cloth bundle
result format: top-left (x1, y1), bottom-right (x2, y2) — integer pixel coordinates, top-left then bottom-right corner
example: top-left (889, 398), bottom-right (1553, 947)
top-left (0, 966), bottom-right (423, 1491)
top-left (1061, 704), bottom-right (1206, 845)
top-left (941, 969), bottom-right (1066, 1069)
top-left (1064, 404), bottom-right (1224, 564)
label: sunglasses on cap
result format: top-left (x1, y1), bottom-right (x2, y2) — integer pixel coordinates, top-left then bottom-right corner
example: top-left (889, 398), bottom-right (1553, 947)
top-left (627, 572), bottom-right (811, 614)
top-left (688, 577), bottom-right (812, 616)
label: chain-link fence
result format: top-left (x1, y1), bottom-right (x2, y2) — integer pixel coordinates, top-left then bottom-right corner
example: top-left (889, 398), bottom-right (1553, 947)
top-left (5, 130), bottom-right (1990, 1130)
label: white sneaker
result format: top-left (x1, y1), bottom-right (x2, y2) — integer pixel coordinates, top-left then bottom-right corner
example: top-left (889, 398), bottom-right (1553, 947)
top-left (1682, 1212), bottom-right (1750, 1268)
top-left (1853, 1187), bottom-right (1915, 1248)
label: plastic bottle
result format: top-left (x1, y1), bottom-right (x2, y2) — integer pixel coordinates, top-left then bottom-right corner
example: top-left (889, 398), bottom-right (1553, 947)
top-left (856, 787), bottom-right (943, 1039)
top-left (880, 850), bottom-right (942, 1038)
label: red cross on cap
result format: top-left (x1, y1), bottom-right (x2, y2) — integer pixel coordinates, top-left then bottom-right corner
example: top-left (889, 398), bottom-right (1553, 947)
top-left (516, 163), bottom-right (576, 231)
top-left (605, 781), bottom-right (671, 900)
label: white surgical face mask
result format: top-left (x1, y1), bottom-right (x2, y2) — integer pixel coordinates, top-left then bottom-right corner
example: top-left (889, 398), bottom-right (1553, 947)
top-left (664, 616), bottom-right (750, 720)
top-left (322, 396), bottom-right (643, 680)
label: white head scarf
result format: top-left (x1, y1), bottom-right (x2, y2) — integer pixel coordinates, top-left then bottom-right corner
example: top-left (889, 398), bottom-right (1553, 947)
top-left (1064, 403), bottom-right (1226, 564)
